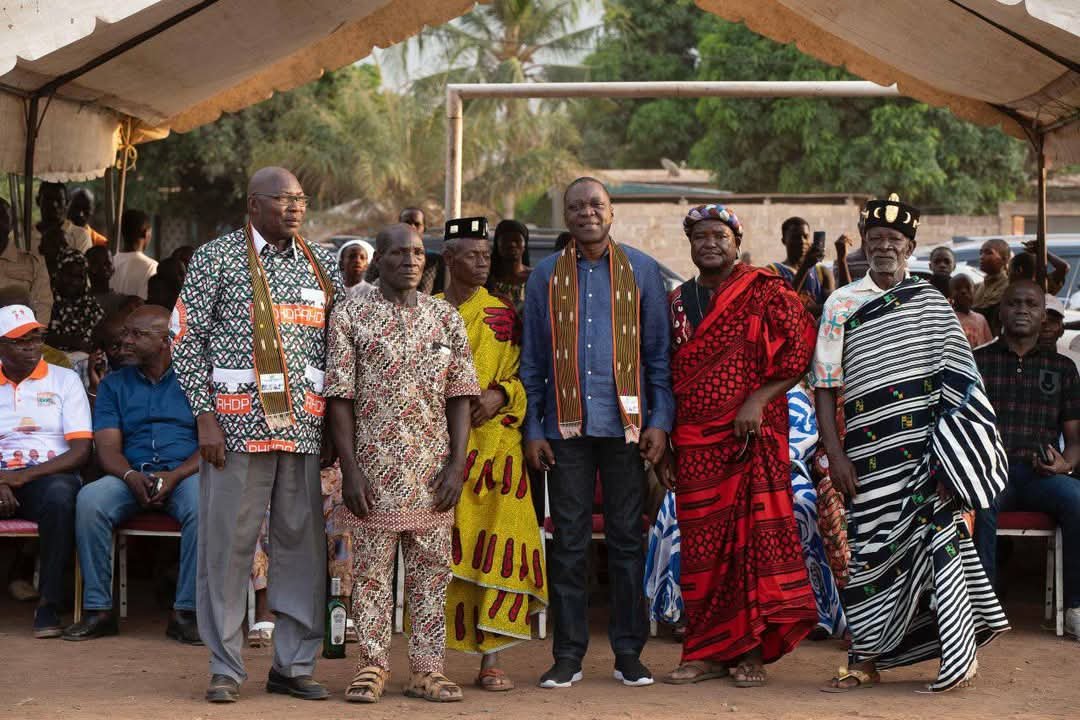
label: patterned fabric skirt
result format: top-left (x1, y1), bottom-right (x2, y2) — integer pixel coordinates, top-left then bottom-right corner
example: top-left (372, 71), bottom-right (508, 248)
top-left (644, 490), bottom-right (683, 624)
top-left (676, 429), bottom-right (818, 665)
top-left (787, 386), bottom-right (847, 636)
top-left (445, 451), bottom-right (547, 655)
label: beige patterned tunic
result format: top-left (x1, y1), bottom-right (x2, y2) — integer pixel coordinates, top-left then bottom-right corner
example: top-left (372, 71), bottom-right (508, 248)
top-left (324, 290), bottom-right (479, 531)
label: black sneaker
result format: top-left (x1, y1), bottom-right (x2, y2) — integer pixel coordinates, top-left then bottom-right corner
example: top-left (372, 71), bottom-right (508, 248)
top-left (613, 654), bottom-right (654, 686)
top-left (33, 604), bottom-right (63, 639)
top-left (538, 659), bottom-right (583, 689)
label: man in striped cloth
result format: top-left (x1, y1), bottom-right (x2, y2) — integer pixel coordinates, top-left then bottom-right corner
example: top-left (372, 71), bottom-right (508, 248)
top-left (811, 194), bottom-right (1010, 694)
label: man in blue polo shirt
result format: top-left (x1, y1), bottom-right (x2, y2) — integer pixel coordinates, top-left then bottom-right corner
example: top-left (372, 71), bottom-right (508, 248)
top-left (63, 306), bottom-right (201, 643)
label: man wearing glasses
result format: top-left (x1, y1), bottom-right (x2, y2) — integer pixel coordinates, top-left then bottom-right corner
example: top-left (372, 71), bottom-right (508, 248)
top-left (0, 303), bottom-right (89, 638)
top-left (63, 306), bottom-right (201, 644)
top-left (172, 167), bottom-right (343, 703)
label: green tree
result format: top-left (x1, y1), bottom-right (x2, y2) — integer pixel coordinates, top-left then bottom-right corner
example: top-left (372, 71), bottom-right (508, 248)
top-left (690, 20), bottom-right (1027, 213)
top-left (574, 0), bottom-right (702, 168)
top-left (398, 0), bottom-right (596, 216)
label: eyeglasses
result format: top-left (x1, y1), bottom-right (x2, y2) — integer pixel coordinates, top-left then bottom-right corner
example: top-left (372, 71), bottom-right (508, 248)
top-left (251, 193), bottom-right (311, 208)
top-left (0, 333), bottom-right (44, 348)
top-left (120, 327), bottom-right (167, 340)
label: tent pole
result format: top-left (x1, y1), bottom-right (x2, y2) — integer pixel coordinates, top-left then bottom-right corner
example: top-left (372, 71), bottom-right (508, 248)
top-left (1036, 135), bottom-right (1047, 290)
top-left (445, 88), bottom-right (463, 219)
top-left (21, 95), bottom-right (39, 251)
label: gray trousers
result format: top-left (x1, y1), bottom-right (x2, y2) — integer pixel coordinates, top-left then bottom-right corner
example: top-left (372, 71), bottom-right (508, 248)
top-left (197, 451), bottom-right (325, 682)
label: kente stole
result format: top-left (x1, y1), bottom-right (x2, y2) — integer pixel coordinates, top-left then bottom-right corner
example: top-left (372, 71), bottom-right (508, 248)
top-left (548, 238), bottom-right (642, 442)
top-left (244, 224), bottom-right (333, 430)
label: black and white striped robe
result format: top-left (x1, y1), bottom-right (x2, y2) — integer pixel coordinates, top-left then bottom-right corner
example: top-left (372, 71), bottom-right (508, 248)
top-left (839, 278), bottom-right (1009, 692)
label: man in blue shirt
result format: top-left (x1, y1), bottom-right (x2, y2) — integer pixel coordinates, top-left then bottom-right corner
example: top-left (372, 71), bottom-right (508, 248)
top-left (63, 306), bottom-right (201, 643)
top-left (522, 177), bottom-right (674, 689)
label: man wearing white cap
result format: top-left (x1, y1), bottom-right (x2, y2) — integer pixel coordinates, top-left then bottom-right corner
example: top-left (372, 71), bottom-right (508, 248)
top-left (0, 304), bottom-right (91, 638)
top-left (337, 239), bottom-right (375, 299)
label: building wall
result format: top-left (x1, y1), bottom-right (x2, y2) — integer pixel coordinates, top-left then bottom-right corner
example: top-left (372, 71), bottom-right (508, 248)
top-left (611, 199), bottom-right (1007, 278)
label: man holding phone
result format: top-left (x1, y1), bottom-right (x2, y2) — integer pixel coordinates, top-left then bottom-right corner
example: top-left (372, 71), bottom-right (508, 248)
top-left (765, 217), bottom-right (834, 318)
top-left (973, 280), bottom-right (1080, 637)
top-left (64, 306), bottom-right (202, 643)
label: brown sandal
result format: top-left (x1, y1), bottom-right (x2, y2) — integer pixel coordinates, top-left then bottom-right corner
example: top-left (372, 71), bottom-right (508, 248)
top-left (733, 661), bottom-right (767, 688)
top-left (345, 666), bottom-right (388, 703)
top-left (403, 671), bottom-right (464, 702)
top-left (475, 667), bottom-right (515, 692)
top-left (662, 661), bottom-right (729, 685)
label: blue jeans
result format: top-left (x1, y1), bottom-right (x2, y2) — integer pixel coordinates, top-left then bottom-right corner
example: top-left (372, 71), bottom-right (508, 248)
top-left (547, 437), bottom-right (648, 663)
top-left (75, 474), bottom-right (199, 612)
top-left (974, 463), bottom-right (1080, 609)
top-left (13, 473), bottom-right (80, 610)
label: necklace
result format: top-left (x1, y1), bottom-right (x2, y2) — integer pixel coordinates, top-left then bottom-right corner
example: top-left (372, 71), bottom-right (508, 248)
top-left (694, 277), bottom-right (711, 312)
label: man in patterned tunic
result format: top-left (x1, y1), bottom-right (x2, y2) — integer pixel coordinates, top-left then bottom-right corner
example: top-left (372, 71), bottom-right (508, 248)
top-left (325, 223), bottom-right (479, 704)
top-left (172, 167), bottom-right (343, 704)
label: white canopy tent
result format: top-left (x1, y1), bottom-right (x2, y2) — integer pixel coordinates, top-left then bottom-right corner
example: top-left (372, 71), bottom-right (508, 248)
top-left (1, 0), bottom-right (1077, 272)
top-left (0, 0), bottom-right (478, 243)
top-left (695, 0), bottom-right (1080, 278)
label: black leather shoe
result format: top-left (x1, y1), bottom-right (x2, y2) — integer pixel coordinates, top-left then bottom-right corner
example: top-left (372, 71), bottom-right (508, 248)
top-left (206, 674), bottom-right (239, 703)
top-left (266, 667), bottom-right (329, 700)
top-left (166, 610), bottom-right (203, 645)
top-left (62, 612), bottom-right (118, 641)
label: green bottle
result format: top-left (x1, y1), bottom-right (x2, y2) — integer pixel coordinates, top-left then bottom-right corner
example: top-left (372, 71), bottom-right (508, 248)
top-left (323, 577), bottom-right (347, 659)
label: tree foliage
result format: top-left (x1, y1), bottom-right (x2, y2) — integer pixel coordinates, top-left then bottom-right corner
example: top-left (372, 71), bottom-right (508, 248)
top-left (574, 0), bottom-right (702, 168)
top-left (579, 5), bottom-right (1028, 214)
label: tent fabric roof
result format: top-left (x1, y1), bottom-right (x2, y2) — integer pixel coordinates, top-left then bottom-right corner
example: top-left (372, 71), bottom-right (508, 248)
top-left (695, 0), bottom-right (1080, 162)
top-left (2, 0), bottom-right (1078, 181)
top-left (0, 0), bottom-right (478, 179)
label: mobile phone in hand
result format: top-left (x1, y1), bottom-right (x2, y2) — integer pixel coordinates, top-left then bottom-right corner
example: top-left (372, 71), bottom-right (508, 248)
top-left (812, 231), bottom-right (826, 256)
top-left (1037, 445), bottom-right (1054, 466)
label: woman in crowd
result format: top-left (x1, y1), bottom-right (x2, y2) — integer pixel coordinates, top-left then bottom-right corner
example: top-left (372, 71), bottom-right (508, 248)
top-left (46, 252), bottom-right (104, 353)
top-left (660, 204), bottom-right (818, 687)
top-left (485, 219), bottom-right (531, 309)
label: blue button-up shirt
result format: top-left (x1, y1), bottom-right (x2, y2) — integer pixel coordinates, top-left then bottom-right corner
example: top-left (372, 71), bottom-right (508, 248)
top-left (521, 243), bottom-right (674, 441)
top-left (93, 365), bottom-right (197, 471)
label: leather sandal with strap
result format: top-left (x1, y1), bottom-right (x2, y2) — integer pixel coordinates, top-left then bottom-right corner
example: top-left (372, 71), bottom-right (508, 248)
top-left (662, 661), bottom-right (729, 685)
top-left (475, 667), bottom-right (515, 692)
top-left (821, 666), bottom-right (879, 693)
top-left (404, 672), bottom-right (464, 703)
top-left (345, 666), bottom-right (388, 703)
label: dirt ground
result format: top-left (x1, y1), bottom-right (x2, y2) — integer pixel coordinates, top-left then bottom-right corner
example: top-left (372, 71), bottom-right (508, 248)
top-left (0, 584), bottom-right (1075, 720)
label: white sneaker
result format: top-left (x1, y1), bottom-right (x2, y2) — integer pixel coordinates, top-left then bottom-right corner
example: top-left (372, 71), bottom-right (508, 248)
top-left (1065, 608), bottom-right (1080, 640)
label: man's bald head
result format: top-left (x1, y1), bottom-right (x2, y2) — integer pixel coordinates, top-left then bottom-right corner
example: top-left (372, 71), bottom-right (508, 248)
top-left (129, 304), bottom-right (171, 330)
top-left (248, 166), bottom-right (299, 195)
top-left (247, 167), bottom-right (306, 244)
top-left (374, 223), bottom-right (426, 293)
top-left (375, 223), bottom-right (421, 256)
top-left (122, 305), bottom-right (173, 368)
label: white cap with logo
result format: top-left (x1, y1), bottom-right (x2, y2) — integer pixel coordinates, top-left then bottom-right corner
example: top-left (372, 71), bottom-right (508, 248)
top-left (0, 304), bottom-right (44, 339)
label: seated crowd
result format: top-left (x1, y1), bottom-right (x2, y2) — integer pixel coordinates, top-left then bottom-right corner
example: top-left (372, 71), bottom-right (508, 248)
top-left (0, 171), bottom-right (1076, 706)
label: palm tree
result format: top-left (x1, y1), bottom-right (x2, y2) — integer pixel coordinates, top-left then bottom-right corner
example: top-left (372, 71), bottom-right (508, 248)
top-left (394, 0), bottom-right (599, 217)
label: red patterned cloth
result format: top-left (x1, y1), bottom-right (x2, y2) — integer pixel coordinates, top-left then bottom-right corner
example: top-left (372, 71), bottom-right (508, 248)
top-left (670, 264), bottom-right (818, 664)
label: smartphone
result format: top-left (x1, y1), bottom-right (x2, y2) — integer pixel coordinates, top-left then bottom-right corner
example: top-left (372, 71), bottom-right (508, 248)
top-left (1037, 445), bottom-right (1054, 466)
top-left (812, 231), bottom-right (826, 256)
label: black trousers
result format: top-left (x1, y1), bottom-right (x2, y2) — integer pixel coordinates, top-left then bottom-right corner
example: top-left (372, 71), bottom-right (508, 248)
top-left (547, 437), bottom-right (647, 663)
top-left (14, 473), bottom-right (80, 609)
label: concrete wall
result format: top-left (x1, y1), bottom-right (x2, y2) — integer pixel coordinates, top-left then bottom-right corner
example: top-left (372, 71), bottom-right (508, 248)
top-left (611, 199), bottom-right (1006, 278)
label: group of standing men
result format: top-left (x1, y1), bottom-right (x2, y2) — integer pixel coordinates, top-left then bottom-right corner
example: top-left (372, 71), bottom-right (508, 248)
top-left (50, 163), bottom-right (1071, 704)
